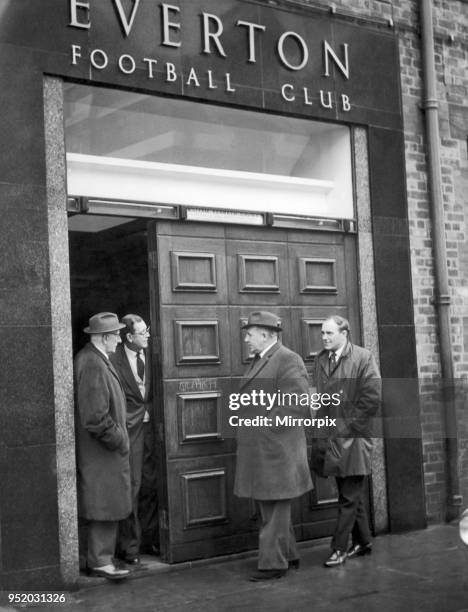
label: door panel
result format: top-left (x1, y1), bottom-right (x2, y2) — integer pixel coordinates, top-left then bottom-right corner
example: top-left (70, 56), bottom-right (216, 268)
top-left (150, 220), bottom-right (362, 562)
top-left (288, 242), bottom-right (347, 307)
top-left (166, 455), bottom-right (258, 561)
top-left (160, 305), bottom-right (231, 379)
top-left (157, 235), bottom-right (228, 305)
top-left (226, 240), bottom-right (289, 305)
top-left (163, 378), bottom-right (235, 459)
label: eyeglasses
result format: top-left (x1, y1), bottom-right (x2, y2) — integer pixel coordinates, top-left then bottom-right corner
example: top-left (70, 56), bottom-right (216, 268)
top-left (105, 332), bottom-right (121, 338)
top-left (132, 327), bottom-right (150, 337)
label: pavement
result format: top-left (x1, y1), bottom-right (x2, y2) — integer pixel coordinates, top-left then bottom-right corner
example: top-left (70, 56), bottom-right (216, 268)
top-left (2, 524), bottom-right (468, 612)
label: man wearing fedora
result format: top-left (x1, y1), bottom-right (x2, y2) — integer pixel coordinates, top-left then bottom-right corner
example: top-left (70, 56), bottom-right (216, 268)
top-left (74, 312), bottom-right (132, 580)
top-left (234, 311), bottom-right (313, 581)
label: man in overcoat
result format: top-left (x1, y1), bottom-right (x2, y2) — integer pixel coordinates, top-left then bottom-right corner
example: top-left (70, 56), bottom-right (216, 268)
top-left (314, 315), bottom-right (381, 567)
top-left (234, 311), bottom-right (313, 581)
top-left (110, 314), bottom-right (156, 564)
top-left (75, 312), bottom-right (132, 580)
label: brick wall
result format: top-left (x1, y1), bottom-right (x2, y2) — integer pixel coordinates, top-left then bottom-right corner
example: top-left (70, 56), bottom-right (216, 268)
top-left (300, 0), bottom-right (468, 521)
top-left (415, 0), bottom-right (468, 519)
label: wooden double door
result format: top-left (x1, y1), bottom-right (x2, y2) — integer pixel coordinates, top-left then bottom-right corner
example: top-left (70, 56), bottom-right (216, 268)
top-left (148, 220), bottom-right (361, 563)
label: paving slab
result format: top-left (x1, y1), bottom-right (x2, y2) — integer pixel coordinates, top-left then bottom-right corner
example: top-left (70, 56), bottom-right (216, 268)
top-left (2, 525), bottom-right (468, 612)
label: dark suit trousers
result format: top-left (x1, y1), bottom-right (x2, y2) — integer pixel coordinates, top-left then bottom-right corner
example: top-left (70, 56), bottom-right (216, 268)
top-left (332, 475), bottom-right (372, 552)
top-left (257, 499), bottom-right (298, 570)
top-left (117, 421), bottom-right (145, 557)
top-left (139, 422), bottom-right (159, 552)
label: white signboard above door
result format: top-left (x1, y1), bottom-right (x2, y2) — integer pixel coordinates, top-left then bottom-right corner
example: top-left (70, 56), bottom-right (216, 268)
top-left (66, 153), bottom-right (354, 220)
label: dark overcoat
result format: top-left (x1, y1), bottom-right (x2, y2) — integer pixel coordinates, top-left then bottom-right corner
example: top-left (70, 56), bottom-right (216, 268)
top-left (74, 343), bottom-right (132, 521)
top-left (234, 342), bottom-right (313, 500)
top-left (314, 342), bottom-right (381, 477)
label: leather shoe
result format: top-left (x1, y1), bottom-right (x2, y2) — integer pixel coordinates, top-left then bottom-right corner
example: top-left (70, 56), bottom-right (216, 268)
top-left (88, 564), bottom-right (129, 581)
top-left (323, 550), bottom-right (347, 567)
top-left (288, 559), bottom-right (300, 570)
top-left (115, 552), bottom-right (141, 565)
top-left (123, 556), bottom-right (141, 566)
top-left (347, 542), bottom-right (372, 559)
top-left (249, 569), bottom-right (287, 581)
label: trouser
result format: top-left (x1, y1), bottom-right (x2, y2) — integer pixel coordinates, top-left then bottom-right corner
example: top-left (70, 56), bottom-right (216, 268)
top-left (117, 422), bottom-right (145, 557)
top-left (332, 475), bottom-right (372, 553)
top-left (79, 519), bottom-right (119, 569)
top-left (139, 423), bottom-right (159, 553)
top-left (257, 499), bottom-right (298, 570)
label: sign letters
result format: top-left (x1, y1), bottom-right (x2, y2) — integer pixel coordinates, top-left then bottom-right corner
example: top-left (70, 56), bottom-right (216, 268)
top-left (68, 0), bottom-right (354, 112)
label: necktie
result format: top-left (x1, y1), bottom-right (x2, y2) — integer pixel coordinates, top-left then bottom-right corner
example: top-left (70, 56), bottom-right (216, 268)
top-left (136, 350), bottom-right (145, 381)
top-left (247, 352), bottom-right (261, 373)
top-left (329, 351), bottom-right (336, 375)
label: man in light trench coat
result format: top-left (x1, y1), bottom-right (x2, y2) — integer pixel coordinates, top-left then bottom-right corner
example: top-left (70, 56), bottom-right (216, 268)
top-left (74, 312), bottom-right (132, 580)
top-left (313, 315), bottom-right (381, 568)
top-left (234, 311), bottom-right (313, 581)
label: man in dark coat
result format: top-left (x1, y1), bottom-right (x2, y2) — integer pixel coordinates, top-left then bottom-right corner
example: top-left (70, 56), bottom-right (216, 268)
top-left (110, 314), bottom-right (156, 565)
top-left (314, 315), bottom-right (381, 568)
top-left (74, 312), bottom-right (132, 580)
top-left (234, 311), bottom-right (313, 581)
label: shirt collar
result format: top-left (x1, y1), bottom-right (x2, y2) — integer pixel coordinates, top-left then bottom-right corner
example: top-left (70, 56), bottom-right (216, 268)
top-left (330, 343), bottom-right (346, 360)
top-left (92, 343), bottom-right (109, 359)
top-left (124, 344), bottom-right (143, 360)
top-left (259, 338), bottom-right (277, 359)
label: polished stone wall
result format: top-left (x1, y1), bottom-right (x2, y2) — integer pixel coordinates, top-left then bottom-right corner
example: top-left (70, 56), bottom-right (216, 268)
top-left (354, 127), bottom-right (388, 534)
top-left (44, 77), bottom-right (79, 587)
top-left (0, 53), bottom-right (61, 591)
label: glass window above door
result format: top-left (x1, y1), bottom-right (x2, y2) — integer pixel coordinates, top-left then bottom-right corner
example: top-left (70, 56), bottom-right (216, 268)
top-left (64, 84), bottom-right (354, 219)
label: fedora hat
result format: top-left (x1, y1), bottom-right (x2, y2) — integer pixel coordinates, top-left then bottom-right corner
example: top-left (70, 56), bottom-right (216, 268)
top-left (241, 311), bottom-right (282, 332)
top-left (83, 312), bottom-right (126, 334)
